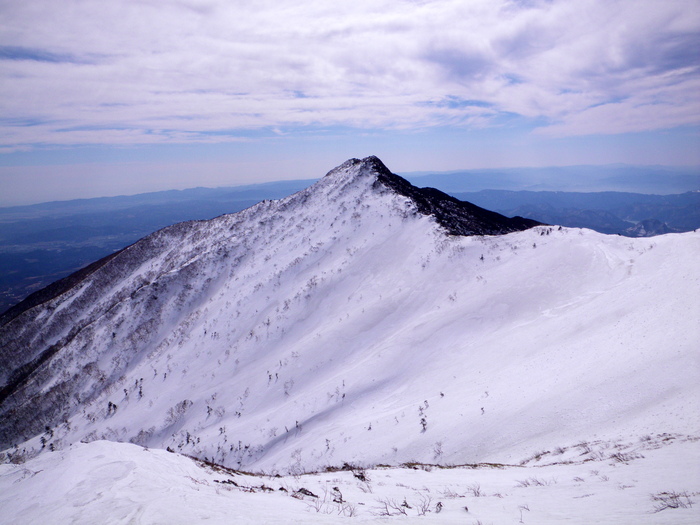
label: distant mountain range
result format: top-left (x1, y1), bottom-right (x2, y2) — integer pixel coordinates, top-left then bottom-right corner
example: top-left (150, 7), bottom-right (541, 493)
top-left (0, 164), bottom-right (697, 314)
top-left (403, 164), bottom-right (700, 194)
top-left (452, 190), bottom-right (700, 235)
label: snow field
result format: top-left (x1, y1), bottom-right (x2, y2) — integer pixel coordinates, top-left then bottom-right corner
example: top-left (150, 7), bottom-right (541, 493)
top-left (1, 438), bottom-right (697, 524)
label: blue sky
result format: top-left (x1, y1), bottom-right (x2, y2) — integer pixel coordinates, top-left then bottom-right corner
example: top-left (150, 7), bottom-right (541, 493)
top-left (0, 0), bottom-right (698, 205)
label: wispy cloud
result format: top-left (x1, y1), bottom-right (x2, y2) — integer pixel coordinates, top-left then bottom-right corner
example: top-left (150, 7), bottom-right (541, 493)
top-left (0, 45), bottom-right (88, 64)
top-left (0, 0), bottom-right (698, 150)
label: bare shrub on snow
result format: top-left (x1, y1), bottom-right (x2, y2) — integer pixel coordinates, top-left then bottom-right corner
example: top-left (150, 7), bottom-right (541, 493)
top-left (651, 491), bottom-right (694, 512)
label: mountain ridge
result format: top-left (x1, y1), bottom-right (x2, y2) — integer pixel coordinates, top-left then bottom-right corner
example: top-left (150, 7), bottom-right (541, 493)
top-left (0, 157), bottom-right (538, 327)
top-left (1, 163), bottom-right (695, 316)
top-left (366, 156), bottom-right (541, 235)
top-left (0, 157), bottom-right (697, 479)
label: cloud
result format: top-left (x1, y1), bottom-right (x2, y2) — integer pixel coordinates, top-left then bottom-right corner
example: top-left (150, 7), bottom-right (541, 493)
top-left (0, 45), bottom-right (89, 64)
top-left (0, 0), bottom-right (698, 150)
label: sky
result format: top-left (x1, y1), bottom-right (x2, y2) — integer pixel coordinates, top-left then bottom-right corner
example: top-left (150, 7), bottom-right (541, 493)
top-left (0, 0), bottom-right (699, 206)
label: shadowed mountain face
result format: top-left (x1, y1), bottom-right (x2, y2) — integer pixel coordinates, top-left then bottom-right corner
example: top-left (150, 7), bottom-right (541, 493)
top-left (0, 157), bottom-right (697, 478)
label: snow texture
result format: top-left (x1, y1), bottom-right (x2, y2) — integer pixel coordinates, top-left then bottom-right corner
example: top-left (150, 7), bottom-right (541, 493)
top-left (1, 437), bottom-right (697, 523)
top-left (0, 156), bottom-right (698, 523)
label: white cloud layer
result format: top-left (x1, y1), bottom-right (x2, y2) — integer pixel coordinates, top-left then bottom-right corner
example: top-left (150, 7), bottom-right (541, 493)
top-left (0, 0), bottom-right (698, 149)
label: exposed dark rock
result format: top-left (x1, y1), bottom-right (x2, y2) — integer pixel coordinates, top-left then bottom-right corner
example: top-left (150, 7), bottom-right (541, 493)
top-left (361, 156), bottom-right (541, 235)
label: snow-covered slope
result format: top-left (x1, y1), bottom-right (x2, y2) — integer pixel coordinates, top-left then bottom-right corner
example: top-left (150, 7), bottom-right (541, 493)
top-left (0, 157), bottom-right (698, 484)
top-left (2, 438), bottom-right (698, 524)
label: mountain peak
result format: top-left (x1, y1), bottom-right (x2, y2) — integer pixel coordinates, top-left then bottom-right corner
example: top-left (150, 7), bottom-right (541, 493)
top-left (320, 156), bottom-right (393, 188)
top-left (322, 156), bottom-right (541, 236)
top-left (324, 155), bottom-right (391, 176)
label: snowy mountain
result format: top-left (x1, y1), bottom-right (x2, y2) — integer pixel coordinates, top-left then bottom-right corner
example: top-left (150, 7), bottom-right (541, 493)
top-left (0, 156), bottom-right (539, 458)
top-left (0, 156), bottom-right (698, 523)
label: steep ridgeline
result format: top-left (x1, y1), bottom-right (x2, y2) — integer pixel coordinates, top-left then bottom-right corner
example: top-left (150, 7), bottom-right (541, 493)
top-left (366, 156), bottom-right (540, 235)
top-left (1, 157), bottom-right (698, 475)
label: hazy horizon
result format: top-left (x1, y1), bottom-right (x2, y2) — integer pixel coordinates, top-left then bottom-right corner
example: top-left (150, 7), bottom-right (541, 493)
top-left (1, 1), bottom-right (699, 206)
top-left (0, 161), bottom-right (698, 208)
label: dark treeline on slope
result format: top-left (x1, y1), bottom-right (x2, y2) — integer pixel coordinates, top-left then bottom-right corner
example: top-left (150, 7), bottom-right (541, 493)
top-left (0, 166), bottom-right (698, 314)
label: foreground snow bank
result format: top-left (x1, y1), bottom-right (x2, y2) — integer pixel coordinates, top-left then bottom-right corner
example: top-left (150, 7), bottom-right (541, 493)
top-left (1, 438), bottom-right (698, 524)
